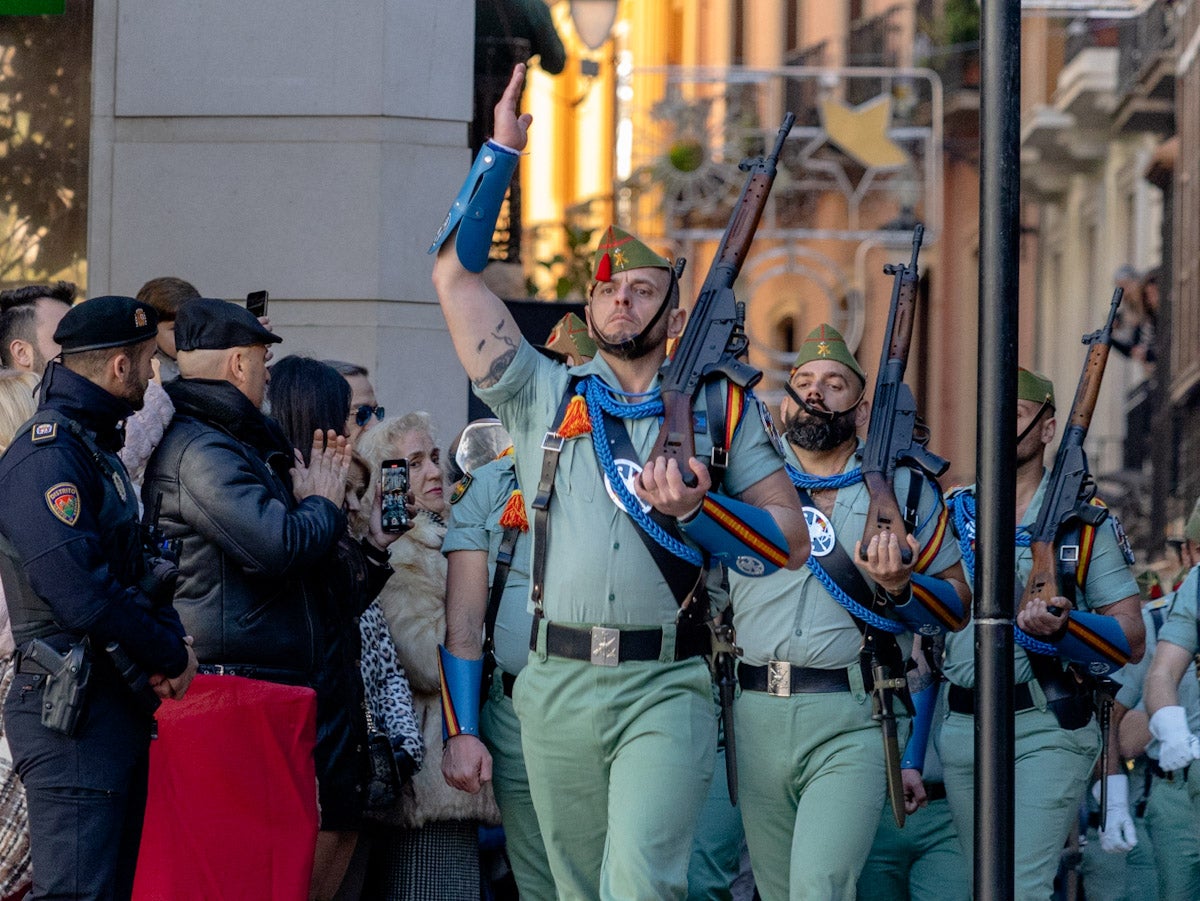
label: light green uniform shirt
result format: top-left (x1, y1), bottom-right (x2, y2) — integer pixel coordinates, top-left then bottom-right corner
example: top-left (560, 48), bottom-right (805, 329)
top-left (942, 472), bottom-right (1139, 688)
top-left (729, 442), bottom-right (960, 670)
top-left (1113, 588), bottom-right (1200, 758)
top-left (442, 455), bottom-right (532, 675)
top-left (474, 338), bottom-right (782, 626)
top-left (1158, 564), bottom-right (1200, 655)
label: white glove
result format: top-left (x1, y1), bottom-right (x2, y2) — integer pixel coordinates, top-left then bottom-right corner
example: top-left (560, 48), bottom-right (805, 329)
top-left (1091, 775), bottom-right (1137, 853)
top-left (1149, 706), bottom-right (1200, 773)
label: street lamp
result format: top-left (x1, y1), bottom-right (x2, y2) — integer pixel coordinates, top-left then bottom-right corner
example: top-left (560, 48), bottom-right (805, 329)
top-left (569, 0), bottom-right (619, 51)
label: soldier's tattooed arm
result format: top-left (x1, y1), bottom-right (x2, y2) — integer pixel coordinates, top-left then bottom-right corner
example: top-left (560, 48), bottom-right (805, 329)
top-left (473, 325), bottom-right (519, 389)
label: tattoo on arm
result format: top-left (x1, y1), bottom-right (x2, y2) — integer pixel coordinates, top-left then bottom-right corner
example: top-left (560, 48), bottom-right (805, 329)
top-left (473, 321), bottom-right (519, 389)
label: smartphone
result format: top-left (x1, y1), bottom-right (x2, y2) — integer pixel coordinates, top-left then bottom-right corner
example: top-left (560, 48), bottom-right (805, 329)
top-left (381, 459), bottom-right (411, 533)
top-left (246, 290), bottom-right (268, 318)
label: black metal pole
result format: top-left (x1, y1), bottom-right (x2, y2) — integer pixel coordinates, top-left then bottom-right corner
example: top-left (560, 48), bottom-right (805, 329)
top-left (976, 0), bottom-right (1020, 898)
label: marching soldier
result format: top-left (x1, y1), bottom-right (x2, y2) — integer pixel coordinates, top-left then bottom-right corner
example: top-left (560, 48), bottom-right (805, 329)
top-left (0, 296), bottom-right (198, 900)
top-left (727, 324), bottom-right (969, 900)
top-left (430, 64), bottom-right (808, 899)
top-left (941, 367), bottom-right (1144, 897)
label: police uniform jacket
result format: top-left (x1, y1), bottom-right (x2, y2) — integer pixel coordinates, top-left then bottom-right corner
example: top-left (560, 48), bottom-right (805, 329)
top-left (0, 363), bottom-right (189, 677)
top-left (142, 377), bottom-right (344, 677)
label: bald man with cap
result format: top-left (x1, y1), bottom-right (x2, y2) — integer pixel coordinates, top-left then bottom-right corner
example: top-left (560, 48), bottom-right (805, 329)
top-left (725, 323), bottom-right (968, 900)
top-left (942, 367), bottom-right (1144, 898)
top-left (0, 295), bottom-right (198, 900)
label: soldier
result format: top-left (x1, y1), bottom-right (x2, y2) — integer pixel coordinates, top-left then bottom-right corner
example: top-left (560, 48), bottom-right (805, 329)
top-left (430, 64), bottom-right (808, 899)
top-left (0, 295), bottom-right (198, 900)
top-left (941, 367), bottom-right (1144, 897)
top-left (727, 324), bottom-right (969, 900)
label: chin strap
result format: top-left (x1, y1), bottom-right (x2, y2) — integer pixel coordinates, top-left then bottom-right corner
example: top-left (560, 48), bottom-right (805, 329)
top-left (437, 645), bottom-right (483, 741)
top-left (589, 264), bottom-right (680, 358)
top-left (783, 380), bottom-right (864, 423)
top-left (428, 140), bottom-right (520, 273)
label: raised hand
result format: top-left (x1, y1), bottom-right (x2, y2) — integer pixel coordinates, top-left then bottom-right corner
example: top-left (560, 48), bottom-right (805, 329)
top-left (492, 63), bottom-right (533, 152)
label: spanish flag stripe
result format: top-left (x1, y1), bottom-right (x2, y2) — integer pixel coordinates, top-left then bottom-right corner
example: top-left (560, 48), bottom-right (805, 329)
top-left (724, 385), bottom-right (744, 449)
top-left (1065, 618), bottom-right (1130, 665)
top-left (701, 496), bottom-right (789, 568)
top-left (1077, 524), bottom-right (1096, 587)
top-left (911, 580), bottom-right (962, 629)
top-left (437, 656), bottom-right (462, 737)
top-left (915, 506), bottom-right (948, 574)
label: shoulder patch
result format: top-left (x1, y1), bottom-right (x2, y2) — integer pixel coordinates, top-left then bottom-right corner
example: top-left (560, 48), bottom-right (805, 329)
top-left (449, 473), bottom-right (474, 505)
top-left (31, 422), bottom-right (57, 444)
top-left (1109, 513), bottom-right (1136, 566)
top-left (45, 482), bottom-right (80, 526)
top-left (757, 398), bottom-right (787, 458)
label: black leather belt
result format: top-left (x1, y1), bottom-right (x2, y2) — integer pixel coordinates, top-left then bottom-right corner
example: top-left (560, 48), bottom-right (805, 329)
top-left (541, 621), bottom-right (710, 665)
top-left (196, 663), bottom-right (309, 686)
top-left (1149, 760), bottom-right (1189, 782)
top-left (924, 781), bottom-right (947, 802)
top-left (738, 662), bottom-right (850, 696)
top-left (501, 670), bottom-right (517, 698)
top-left (947, 682), bottom-right (1038, 715)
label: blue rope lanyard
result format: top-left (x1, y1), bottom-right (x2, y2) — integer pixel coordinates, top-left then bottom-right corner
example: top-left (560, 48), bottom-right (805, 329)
top-left (784, 462), bottom-right (904, 634)
top-left (947, 492), bottom-right (1058, 657)
top-left (581, 377), bottom-right (704, 567)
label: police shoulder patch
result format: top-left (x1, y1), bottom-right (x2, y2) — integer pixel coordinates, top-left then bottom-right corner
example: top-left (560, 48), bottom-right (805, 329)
top-left (45, 482), bottom-right (81, 526)
top-left (31, 422), bottom-right (58, 444)
top-left (449, 473), bottom-right (473, 505)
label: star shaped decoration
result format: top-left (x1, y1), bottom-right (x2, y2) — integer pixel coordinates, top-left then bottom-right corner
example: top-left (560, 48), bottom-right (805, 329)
top-left (820, 94), bottom-right (910, 170)
top-left (817, 341), bottom-right (831, 357)
top-left (612, 249), bottom-right (627, 269)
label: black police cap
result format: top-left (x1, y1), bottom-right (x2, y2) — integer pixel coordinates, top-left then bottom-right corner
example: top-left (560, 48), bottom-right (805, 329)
top-left (53, 295), bottom-right (159, 354)
top-left (175, 297), bottom-right (282, 351)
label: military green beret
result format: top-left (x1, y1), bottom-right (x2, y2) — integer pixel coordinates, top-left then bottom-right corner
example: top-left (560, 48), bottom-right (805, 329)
top-left (1017, 367), bottom-right (1055, 408)
top-left (791, 323), bottom-right (866, 384)
top-left (591, 226), bottom-right (671, 282)
top-left (1185, 496), bottom-right (1200, 543)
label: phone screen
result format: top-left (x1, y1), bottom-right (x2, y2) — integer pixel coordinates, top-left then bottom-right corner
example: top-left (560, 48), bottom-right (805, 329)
top-left (381, 459), bottom-right (410, 533)
top-left (246, 290), bottom-right (268, 318)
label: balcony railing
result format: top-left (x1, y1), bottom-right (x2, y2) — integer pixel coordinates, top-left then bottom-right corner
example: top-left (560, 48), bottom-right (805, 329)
top-left (846, 5), bottom-right (902, 104)
top-left (1063, 18), bottom-right (1119, 67)
top-left (783, 40), bottom-right (827, 126)
top-left (1115, 0), bottom-right (1176, 100)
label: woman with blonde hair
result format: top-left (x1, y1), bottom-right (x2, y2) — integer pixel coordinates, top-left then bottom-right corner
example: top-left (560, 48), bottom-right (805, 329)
top-left (0, 368), bottom-right (37, 900)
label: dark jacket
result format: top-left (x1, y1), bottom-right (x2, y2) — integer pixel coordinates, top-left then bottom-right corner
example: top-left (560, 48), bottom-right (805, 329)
top-left (142, 378), bottom-right (344, 677)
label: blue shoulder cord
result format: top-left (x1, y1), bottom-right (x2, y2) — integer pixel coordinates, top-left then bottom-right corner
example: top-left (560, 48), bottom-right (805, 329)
top-left (947, 491), bottom-right (1058, 656)
top-left (784, 462), bottom-right (905, 635)
top-left (581, 376), bottom-right (705, 567)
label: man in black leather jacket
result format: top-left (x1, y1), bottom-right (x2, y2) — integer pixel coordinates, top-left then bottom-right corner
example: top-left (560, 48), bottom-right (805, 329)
top-left (142, 298), bottom-right (347, 681)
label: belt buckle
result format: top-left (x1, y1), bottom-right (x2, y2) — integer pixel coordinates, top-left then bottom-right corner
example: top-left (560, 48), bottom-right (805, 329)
top-left (767, 660), bottom-right (792, 697)
top-left (590, 627), bottom-right (620, 667)
top-left (541, 431), bottom-right (565, 453)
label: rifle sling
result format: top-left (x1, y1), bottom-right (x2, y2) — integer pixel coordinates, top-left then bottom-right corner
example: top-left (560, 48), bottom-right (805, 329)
top-left (483, 525), bottom-right (520, 661)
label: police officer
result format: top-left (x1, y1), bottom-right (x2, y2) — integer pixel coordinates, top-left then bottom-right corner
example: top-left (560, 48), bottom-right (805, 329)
top-left (431, 64), bottom-right (809, 899)
top-left (941, 368), bottom-right (1143, 897)
top-left (727, 325), bottom-right (969, 900)
top-left (0, 295), bottom-right (198, 900)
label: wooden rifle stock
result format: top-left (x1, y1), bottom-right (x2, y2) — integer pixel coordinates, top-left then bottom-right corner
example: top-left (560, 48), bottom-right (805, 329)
top-left (1016, 287), bottom-right (1123, 618)
top-left (647, 113), bottom-right (795, 486)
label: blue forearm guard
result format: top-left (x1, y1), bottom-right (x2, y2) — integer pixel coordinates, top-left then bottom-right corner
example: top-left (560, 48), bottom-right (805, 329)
top-left (437, 645), bottom-right (483, 741)
top-left (901, 681), bottom-right (939, 771)
top-left (893, 572), bottom-right (969, 635)
top-left (678, 492), bottom-right (789, 578)
top-left (1055, 609), bottom-right (1133, 674)
top-left (428, 140), bottom-right (520, 273)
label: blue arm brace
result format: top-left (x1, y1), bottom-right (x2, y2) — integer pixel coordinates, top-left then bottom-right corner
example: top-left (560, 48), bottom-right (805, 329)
top-left (1055, 609), bottom-right (1133, 674)
top-left (428, 140), bottom-right (520, 273)
top-left (678, 492), bottom-right (790, 578)
top-left (892, 572), bottom-right (969, 635)
top-left (437, 645), bottom-right (483, 741)
top-left (901, 681), bottom-right (939, 771)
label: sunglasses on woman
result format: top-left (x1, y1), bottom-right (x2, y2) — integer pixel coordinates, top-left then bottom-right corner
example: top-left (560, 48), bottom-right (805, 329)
top-left (355, 404), bottom-right (385, 427)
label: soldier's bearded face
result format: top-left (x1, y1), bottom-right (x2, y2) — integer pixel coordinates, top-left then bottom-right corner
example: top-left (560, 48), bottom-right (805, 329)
top-left (783, 406), bottom-right (858, 451)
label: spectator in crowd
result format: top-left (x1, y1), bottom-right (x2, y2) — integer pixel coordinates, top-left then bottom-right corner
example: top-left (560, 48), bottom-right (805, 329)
top-left (325, 360), bottom-right (384, 446)
top-left (0, 369), bottom-right (39, 900)
top-left (140, 299), bottom-right (348, 895)
top-left (358, 412), bottom-right (501, 901)
top-left (268, 355), bottom-right (403, 900)
top-left (0, 282), bottom-right (74, 377)
top-left (135, 276), bottom-right (200, 384)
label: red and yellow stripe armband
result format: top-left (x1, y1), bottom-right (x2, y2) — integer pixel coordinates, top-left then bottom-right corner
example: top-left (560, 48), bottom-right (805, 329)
top-left (437, 645), bottom-right (483, 742)
top-left (677, 492), bottom-right (789, 578)
top-left (893, 572), bottom-right (969, 634)
top-left (1055, 610), bottom-right (1133, 674)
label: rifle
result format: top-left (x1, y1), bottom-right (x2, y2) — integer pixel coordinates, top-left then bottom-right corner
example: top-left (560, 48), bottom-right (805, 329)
top-left (647, 112), bottom-right (796, 486)
top-left (858, 225), bottom-right (948, 563)
top-left (1017, 287), bottom-right (1123, 622)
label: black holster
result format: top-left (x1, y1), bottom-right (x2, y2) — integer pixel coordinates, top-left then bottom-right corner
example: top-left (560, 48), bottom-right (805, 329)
top-left (23, 637), bottom-right (91, 736)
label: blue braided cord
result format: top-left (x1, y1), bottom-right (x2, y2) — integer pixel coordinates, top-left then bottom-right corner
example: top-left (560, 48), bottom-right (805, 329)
top-left (583, 377), bottom-right (664, 420)
top-left (785, 462), bottom-right (863, 490)
top-left (581, 377), bottom-right (703, 566)
top-left (806, 557), bottom-right (905, 633)
top-left (948, 492), bottom-right (1060, 657)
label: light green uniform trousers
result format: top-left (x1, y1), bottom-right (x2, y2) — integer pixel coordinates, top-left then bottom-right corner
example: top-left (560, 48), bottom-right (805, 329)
top-left (856, 793), bottom-right (970, 900)
top-left (938, 706), bottom-right (1100, 900)
top-left (686, 738), bottom-right (745, 901)
top-left (1142, 768), bottom-right (1200, 900)
top-left (514, 651), bottom-right (716, 901)
top-left (481, 670), bottom-right (555, 901)
top-left (735, 683), bottom-right (899, 901)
